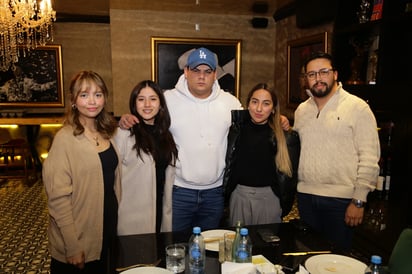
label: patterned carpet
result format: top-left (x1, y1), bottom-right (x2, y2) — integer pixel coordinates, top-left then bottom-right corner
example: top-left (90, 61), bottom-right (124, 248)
top-left (0, 179), bottom-right (50, 274)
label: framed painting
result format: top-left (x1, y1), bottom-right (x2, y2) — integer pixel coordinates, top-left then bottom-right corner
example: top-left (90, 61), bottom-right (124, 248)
top-left (0, 44), bottom-right (64, 108)
top-left (287, 32), bottom-right (328, 108)
top-left (151, 37), bottom-right (242, 98)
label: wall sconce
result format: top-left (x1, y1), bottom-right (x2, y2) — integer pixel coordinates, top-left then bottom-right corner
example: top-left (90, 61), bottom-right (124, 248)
top-left (0, 125), bottom-right (18, 129)
top-left (40, 124), bottom-right (63, 128)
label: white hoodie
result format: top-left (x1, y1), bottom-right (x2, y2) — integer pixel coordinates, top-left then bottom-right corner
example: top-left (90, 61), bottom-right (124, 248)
top-left (165, 74), bottom-right (242, 189)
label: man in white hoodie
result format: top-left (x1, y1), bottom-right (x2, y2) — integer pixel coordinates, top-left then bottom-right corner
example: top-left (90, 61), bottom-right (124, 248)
top-left (167, 48), bottom-right (243, 231)
top-left (121, 48), bottom-right (242, 231)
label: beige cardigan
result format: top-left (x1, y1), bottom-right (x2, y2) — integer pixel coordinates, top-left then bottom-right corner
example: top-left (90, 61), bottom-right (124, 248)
top-left (42, 126), bottom-right (121, 263)
top-left (114, 128), bottom-right (174, 235)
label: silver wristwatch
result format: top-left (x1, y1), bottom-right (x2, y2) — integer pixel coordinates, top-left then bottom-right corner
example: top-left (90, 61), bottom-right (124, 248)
top-left (351, 199), bottom-right (365, 208)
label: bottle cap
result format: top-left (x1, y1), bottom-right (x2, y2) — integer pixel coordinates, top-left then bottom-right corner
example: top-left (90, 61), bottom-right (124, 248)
top-left (193, 226), bottom-right (201, 234)
top-left (240, 228), bottom-right (248, 236)
top-left (371, 255), bottom-right (382, 264)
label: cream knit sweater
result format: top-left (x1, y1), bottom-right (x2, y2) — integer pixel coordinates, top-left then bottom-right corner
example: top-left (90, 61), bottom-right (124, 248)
top-left (294, 84), bottom-right (380, 202)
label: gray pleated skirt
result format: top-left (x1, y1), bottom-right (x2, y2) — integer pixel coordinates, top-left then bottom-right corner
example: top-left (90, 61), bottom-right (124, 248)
top-left (229, 184), bottom-right (282, 226)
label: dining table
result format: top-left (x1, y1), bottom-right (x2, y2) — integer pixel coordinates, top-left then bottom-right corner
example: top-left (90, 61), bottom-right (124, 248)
top-left (113, 219), bottom-right (364, 273)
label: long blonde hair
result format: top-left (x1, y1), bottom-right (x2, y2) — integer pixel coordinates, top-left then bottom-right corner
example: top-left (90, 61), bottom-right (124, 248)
top-left (246, 83), bottom-right (292, 177)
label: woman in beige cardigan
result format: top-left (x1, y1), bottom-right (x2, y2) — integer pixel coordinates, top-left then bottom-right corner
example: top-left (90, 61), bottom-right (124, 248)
top-left (43, 71), bottom-right (120, 274)
top-left (114, 80), bottom-right (177, 235)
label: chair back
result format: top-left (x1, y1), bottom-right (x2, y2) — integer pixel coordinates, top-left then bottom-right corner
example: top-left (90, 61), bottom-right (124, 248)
top-left (388, 228), bottom-right (412, 274)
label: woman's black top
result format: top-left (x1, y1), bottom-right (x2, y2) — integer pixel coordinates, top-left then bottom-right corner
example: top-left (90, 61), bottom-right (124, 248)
top-left (98, 143), bottom-right (118, 269)
top-left (231, 119), bottom-right (277, 188)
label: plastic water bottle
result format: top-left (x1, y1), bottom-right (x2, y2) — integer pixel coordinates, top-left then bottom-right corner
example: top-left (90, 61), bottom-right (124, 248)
top-left (234, 228), bottom-right (252, 263)
top-left (188, 226), bottom-right (205, 274)
top-left (365, 255), bottom-right (384, 274)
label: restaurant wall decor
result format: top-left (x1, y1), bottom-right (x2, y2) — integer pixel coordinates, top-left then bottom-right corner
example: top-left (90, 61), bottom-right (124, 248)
top-left (0, 45), bottom-right (64, 108)
top-left (151, 37), bottom-right (242, 98)
top-left (287, 32), bottom-right (328, 109)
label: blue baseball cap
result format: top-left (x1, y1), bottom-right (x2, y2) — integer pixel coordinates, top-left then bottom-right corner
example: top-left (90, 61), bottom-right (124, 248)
top-left (186, 47), bottom-right (217, 70)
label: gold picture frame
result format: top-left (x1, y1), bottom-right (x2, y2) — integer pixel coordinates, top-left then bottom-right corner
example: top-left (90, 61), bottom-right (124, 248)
top-left (0, 44), bottom-right (64, 108)
top-left (151, 37), bottom-right (242, 98)
top-left (287, 32), bottom-right (328, 109)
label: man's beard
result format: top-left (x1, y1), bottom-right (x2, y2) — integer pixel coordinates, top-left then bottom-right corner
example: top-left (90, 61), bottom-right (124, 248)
top-left (310, 81), bottom-right (333, 98)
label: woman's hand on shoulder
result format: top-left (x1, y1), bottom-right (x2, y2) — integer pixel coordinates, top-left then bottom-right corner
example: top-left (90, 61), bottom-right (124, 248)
top-left (280, 115), bottom-right (290, 131)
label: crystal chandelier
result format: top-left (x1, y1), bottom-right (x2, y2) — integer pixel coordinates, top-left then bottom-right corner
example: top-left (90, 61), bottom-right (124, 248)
top-left (0, 0), bottom-right (56, 71)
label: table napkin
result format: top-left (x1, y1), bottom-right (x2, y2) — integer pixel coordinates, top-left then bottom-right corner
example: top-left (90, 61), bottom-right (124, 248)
top-left (257, 263), bottom-right (285, 274)
top-left (295, 264), bottom-right (309, 274)
top-left (221, 261), bottom-right (257, 274)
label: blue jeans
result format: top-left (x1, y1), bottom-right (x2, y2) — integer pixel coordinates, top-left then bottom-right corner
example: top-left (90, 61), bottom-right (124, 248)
top-left (172, 185), bottom-right (224, 232)
top-left (297, 192), bottom-right (353, 251)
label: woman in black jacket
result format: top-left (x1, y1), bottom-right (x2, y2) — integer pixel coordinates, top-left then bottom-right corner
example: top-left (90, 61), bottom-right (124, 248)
top-left (223, 83), bottom-right (300, 226)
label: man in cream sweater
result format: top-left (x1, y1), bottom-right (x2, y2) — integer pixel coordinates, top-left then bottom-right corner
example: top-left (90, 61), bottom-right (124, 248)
top-left (294, 51), bottom-right (380, 250)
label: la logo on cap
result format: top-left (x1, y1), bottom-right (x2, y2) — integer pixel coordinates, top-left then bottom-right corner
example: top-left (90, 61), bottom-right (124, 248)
top-left (199, 50), bottom-right (207, 60)
top-left (187, 47), bottom-right (216, 70)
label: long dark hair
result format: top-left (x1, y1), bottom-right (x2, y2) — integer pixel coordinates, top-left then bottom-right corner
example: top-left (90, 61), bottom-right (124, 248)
top-left (129, 80), bottom-right (177, 165)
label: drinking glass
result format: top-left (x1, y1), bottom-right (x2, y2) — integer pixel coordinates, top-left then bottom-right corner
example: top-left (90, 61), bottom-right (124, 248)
top-left (224, 232), bottom-right (236, 262)
top-left (165, 243), bottom-right (186, 273)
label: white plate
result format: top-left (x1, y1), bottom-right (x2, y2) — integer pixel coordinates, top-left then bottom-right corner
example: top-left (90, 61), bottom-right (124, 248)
top-left (201, 229), bottom-right (234, 252)
top-left (305, 254), bottom-right (367, 274)
top-left (121, 266), bottom-right (173, 274)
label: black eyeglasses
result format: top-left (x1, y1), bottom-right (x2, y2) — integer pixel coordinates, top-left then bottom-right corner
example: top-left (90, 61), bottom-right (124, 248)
top-left (305, 68), bottom-right (334, 80)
